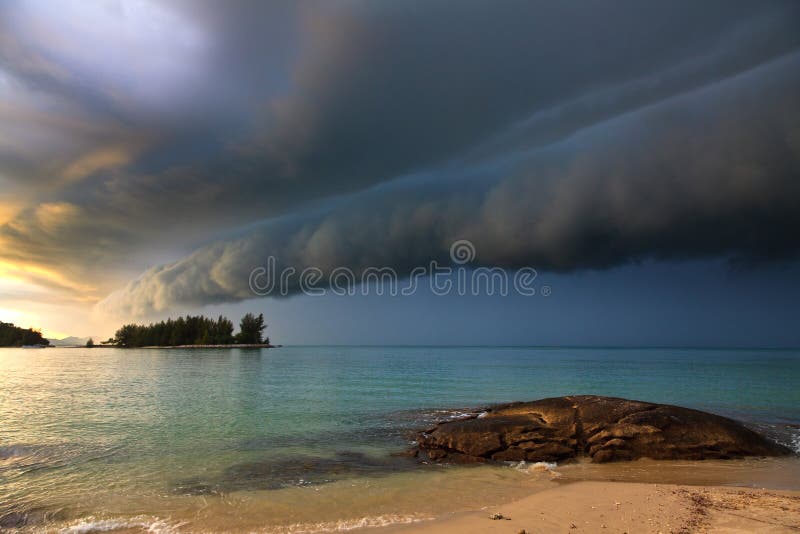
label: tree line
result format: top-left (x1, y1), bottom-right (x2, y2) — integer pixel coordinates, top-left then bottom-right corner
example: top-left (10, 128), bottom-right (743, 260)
top-left (107, 313), bottom-right (268, 347)
top-left (0, 321), bottom-right (50, 347)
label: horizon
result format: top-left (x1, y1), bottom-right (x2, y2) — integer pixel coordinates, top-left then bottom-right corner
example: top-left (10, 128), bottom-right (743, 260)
top-left (28, 336), bottom-right (800, 351)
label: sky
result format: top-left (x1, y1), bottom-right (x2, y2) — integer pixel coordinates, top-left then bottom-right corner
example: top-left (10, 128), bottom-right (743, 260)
top-left (1, 0), bottom-right (799, 345)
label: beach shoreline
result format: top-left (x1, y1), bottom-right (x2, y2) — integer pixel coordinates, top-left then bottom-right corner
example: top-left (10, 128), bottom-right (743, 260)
top-left (6, 454), bottom-right (800, 532)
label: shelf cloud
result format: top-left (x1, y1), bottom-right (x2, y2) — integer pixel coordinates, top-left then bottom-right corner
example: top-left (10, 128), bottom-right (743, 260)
top-left (1, 1), bottom-right (798, 318)
top-left (99, 53), bottom-right (800, 315)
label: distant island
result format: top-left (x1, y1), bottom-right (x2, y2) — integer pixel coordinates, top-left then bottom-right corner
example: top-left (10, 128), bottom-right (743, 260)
top-left (48, 336), bottom-right (93, 347)
top-left (104, 313), bottom-right (271, 348)
top-left (0, 321), bottom-right (50, 347)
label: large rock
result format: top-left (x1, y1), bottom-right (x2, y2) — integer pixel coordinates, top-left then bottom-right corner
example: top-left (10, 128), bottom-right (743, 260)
top-left (415, 395), bottom-right (791, 463)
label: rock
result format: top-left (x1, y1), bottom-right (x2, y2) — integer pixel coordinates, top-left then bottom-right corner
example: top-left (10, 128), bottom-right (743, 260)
top-left (415, 396), bottom-right (792, 464)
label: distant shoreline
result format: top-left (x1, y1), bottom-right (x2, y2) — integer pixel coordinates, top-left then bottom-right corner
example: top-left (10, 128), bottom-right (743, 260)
top-left (49, 344), bottom-right (277, 349)
top-left (139, 344), bottom-right (276, 349)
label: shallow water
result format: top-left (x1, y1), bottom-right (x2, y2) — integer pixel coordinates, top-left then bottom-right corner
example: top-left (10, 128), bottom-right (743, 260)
top-left (1, 346), bottom-right (798, 532)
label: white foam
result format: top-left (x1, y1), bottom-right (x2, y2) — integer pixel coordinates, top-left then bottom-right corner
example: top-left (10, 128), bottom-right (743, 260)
top-left (529, 461), bottom-right (558, 471)
top-left (447, 412), bottom-right (478, 421)
top-left (791, 429), bottom-right (800, 454)
top-left (511, 460), bottom-right (558, 473)
top-left (58, 516), bottom-right (184, 534)
top-left (428, 409), bottom-right (484, 421)
top-left (265, 514), bottom-right (431, 533)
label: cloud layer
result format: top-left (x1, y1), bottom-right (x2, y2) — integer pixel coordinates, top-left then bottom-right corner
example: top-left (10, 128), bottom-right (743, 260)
top-left (99, 53), bottom-right (800, 315)
top-left (0, 1), bottom-right (798, 317)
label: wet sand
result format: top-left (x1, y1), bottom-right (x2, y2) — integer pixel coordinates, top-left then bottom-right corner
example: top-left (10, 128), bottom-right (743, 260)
top-left (377, 457), bottom-right (800, 534)
top-left (383, 480), bottom-right (800, 533)
top-left (209, 458), bottom-right (800, 533)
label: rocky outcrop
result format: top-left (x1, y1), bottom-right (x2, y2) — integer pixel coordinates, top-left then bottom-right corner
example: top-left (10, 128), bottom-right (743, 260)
top-left (415, 396), bottom-right (791, 463)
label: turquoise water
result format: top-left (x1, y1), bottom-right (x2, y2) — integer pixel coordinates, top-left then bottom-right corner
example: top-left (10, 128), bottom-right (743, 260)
top-left (1, 346), bottom-right (799, 531)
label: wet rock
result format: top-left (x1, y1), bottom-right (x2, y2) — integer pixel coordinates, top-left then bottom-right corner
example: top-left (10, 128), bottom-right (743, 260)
top-left (415, 395), bottom-right (792, 464)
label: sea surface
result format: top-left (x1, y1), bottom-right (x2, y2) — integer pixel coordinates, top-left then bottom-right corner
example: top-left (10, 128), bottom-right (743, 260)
top-left (1, 346), bottom-right (799, 532)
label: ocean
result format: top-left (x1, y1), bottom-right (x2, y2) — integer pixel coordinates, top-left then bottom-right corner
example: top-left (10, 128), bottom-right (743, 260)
top-left (1, 346), bottom-right (799, 532)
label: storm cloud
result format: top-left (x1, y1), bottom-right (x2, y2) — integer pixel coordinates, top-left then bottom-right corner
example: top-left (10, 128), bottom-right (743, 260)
top-left (0, 1), bottom-right (799, 316)
top-left (99, 52), bottom-right (800, 315)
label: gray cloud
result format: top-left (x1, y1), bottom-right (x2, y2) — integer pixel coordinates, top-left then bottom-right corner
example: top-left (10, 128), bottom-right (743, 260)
top-left (0, 1), bottom-right (798, 309)
top-left (98, 53), bottom-right (800, 316)
top-left (249, 0), bottom-right (800, 201)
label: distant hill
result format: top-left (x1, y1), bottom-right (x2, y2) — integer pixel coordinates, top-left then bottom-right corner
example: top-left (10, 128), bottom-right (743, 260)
top-left (47, 336), bottom-right (92, 347)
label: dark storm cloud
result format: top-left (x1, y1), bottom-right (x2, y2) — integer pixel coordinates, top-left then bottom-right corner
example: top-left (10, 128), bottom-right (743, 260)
top-left (259, 1), bottom-right (796, 189)
top-left (79, 0), bottom-right (800, 226)
top-left (0, 1), bottom-right (798, 309)
top-left (99, 53), bottom-right (800, 315)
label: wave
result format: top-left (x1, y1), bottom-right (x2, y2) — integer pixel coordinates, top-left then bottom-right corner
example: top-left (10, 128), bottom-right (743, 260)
top-left (745, 422), bottom-right (800, 454)
top-left (58, 515), bottom-right (185, 534)
top-left (264, 514), bottom-right (431, 534)
top-left (509, 460), bottom-right (562, 478)
top-left (510, 460), bottom-right (557, 472)
top-left (389, 406), bottom-right (487, 425)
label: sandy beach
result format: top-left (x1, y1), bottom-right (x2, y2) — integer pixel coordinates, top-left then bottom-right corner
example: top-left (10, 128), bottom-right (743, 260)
top-left (383, 480), bottom-right (800, 533)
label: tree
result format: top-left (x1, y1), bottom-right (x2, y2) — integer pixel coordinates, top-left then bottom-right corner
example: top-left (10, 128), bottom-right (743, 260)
top-left (237, 313), bottom-right (266, 344)
top-left (108, 314), bottom-right (268, 347)
top-left (0, 321), bottom-right (50, 347)
top-left (85, 338), bottom-right (94, 348)
top-left (212, 316), bottom-right (234, 344)
top-left (113, 324), bottom-right (137, 347)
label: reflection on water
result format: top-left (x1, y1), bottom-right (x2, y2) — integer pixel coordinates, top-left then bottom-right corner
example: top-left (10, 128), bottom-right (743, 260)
top-left (1, 345), bottom-right (798, 532)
